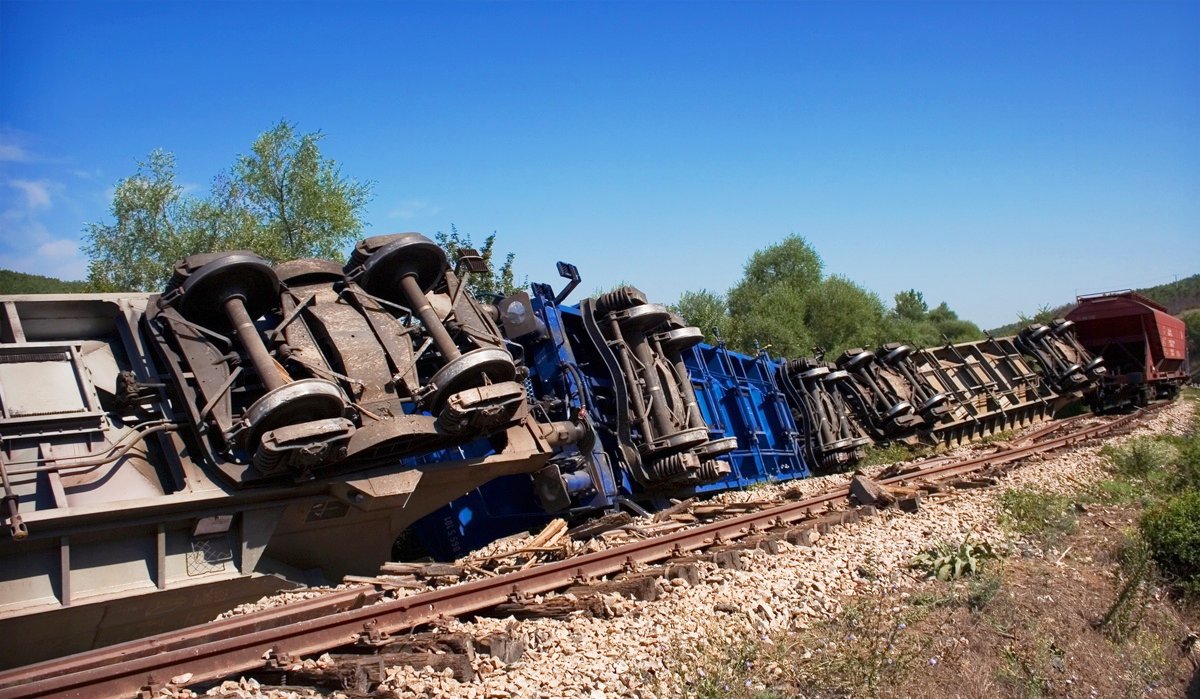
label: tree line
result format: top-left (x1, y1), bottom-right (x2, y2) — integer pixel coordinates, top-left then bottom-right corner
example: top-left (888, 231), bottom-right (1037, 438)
top-left (671, 235), bottom-right (982, 359)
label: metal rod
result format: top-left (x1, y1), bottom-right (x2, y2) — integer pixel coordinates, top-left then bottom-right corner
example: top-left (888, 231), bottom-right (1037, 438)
top-left (399, 274), bottom-right (461, 361)
top-left (224, 297), bottom-right (284, 392)
top-left (628, 330), bottom-right (675, 437)
top-left (607, 318), bottom-right (654, 441)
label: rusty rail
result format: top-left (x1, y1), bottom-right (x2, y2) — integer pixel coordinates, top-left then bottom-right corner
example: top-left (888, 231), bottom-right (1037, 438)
top-left (0, 407), bottom-right (1153, 699)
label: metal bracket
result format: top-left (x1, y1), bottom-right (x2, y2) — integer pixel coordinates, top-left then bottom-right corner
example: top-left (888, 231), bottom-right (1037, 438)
top-left (357, 619), bottom-right (391, 647)
top-left (553, 261), bottom-right (581, 304)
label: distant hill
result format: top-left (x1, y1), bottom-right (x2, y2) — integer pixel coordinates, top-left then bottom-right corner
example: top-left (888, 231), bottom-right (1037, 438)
top-left (0, 269), bottom-right (90, 295)
top-left (989, 273), bottom-right (1200, 337)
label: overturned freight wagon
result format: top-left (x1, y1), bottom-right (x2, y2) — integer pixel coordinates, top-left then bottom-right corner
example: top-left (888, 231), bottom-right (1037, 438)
top-left (404, 267), bottom-right (1105, 559)
top-left (1065, 290), bottom-right (1189, 410)
top-left (0, 235), bottom-right (589, 667)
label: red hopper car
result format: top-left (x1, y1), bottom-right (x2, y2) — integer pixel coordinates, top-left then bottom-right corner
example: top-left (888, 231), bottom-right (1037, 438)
top-left (1065, 290), bottom-right (1189, 410)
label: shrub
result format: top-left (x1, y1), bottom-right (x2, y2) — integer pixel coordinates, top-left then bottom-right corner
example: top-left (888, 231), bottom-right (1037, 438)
top-left (1104, 436), bottom-right (1179, 478)
top-left (1141, 491), bottom-right (1200, 597)
top-left (1167, 436), bottom-right (1200, 492)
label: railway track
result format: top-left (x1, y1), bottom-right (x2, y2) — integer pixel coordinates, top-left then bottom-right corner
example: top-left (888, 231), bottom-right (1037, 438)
top-left (0, 406), bottom-right (1158, 699)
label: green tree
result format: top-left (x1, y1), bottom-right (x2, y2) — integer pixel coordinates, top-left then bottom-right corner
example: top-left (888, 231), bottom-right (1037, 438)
top-left (725, 235), bottom-right (825, 356)
top-left (83, 149), bottom-right (190, 292)
top-left (927, 302), bottom-right (983, 344)
top-left (674, 235), bottom-right (986, 358)
top-left (0, 269), bottom-right (91, 294)
top-left (1181, 310), bottom-right (1200, 374)
top-left (893, 289), bottom-right (928, 322)
top-left (434, 224), bottom-right (521, 296)
top-left (82, 121), bottom-right (372, 291)
top-left (225, 121), bottom-right (370, 262)
top-left (805, 275), bottom-right (888, 356)
top-left (1017, 304), bottom-right (1058, 327)
top-left (672, 289), bottom-right (731, 343)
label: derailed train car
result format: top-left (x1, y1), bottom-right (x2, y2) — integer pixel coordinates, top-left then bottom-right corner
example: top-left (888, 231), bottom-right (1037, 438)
top-left (1065, 291), bottom-right (1189, 410)
top-left (0, 234), bottom-right (589, 667)
top-left (0, 232), bottom-right (1114, 664)
top-left (407, 264), bottom-right (1107, 559)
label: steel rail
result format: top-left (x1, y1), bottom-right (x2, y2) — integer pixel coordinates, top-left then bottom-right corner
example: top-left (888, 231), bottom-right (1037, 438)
top-left (0, 408), bottom-right (1152, 699)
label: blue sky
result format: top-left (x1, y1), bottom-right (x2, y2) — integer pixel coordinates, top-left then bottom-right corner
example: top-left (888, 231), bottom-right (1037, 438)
top-left (1, 1), bottom-right (1196, 328)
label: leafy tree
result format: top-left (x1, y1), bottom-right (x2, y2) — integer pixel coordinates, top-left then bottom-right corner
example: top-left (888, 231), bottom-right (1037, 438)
top-left (0, 269), bottom-right (90, 294)
top-left (672, 289), bottom-right (731, 343)
top-left (672, 234), bottom-right (986, 358)
top-left (882, 315), bottom-right (941, 349)
top-left (82, 149), bottom-right (190, 292)
top-left (893, 289), bottom-right (928, 322)
top-left (434, 224), bottom-right (521, 296)
top-left (1181, 310), bottom-right (1200, 374)
top-left (1017, 304), bottom-right (1058, 327)
top-left (82, 121), bottom-right (371, 292)
top-left (726, 235), bottom-right (825, 356)
top-left (927, 301), bottom-right (983, 344)
top-left (225, 121), bottom-right (370, 262)
top-left (805, 275), bottom-right (888, 355)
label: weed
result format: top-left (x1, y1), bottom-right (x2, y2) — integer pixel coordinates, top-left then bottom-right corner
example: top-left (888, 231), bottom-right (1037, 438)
top-left (859, 442), bottom-right (915, 467)
top-left (908, 588), bottom-right (956, 609)
top-left (1100, 536), bottom-right (1156, 641)
top-left (1087, 478), bottom-right (1143, 505)
top-left (996, 633), bottom-right (1066, 699)
top-left (688, 638), bottom-right (769, 699)
top-left (1121, 630), bottom-right (1170, 698)
top-left (978, 429), bottom-right (1015, 446)
top-left (1103, 436), bottom-right (1179, 478)
top-left (966, 571), bottom-right (1003, 612)
top-left (857, 550), bottom-right (882, 581)
top-left (676, 589), bottom-right (930, 699)
top-left (799, 590), bottom-right (932, 698)
top-left (997, 644), bottom-right (1051, 699)
top-left (911, 538), bottom-right (998, 581)
top-left (999, 488), bottom-right (1078, 546)
top-left (1141, 490), bottom-right (1200, 598)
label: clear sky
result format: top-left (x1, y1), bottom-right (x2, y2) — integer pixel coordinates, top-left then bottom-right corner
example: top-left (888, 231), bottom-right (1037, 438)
top-left (1, 1), bottom-right (1197, 328)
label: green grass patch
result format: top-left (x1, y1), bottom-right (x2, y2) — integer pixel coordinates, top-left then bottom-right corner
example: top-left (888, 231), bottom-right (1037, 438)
top-left (1086, 478), bottom-right (1145, 506)
top-left (999, 488), bottom-right (1078, 546)
top-left (1102, 436), bottom-right (1179, 478)
top-left (858, 442), bottom-right (916, 467)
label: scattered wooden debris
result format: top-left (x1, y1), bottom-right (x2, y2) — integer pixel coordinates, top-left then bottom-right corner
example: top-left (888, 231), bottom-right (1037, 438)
top-left (379, 562), bottom-right (465, 579)
top-left (652, 498), bottom-right (695, 522)
top-left (476, 631), bottom-right (525, 664)
top-left (850, 474), bottom-right (896, 507)
top-left (567, 511), bottom-right (632, 539)
top-left (946, 476), bottom-right (1000, 490)
top-left (487, 594), bottom-right (613, 621)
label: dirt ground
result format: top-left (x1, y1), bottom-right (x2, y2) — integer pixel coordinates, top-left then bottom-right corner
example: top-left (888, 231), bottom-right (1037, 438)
top-left (896, 502), bottom-right (1198, 699)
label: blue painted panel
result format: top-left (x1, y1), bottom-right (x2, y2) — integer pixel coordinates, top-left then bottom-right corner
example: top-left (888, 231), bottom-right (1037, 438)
top-left (408, 284), bottom-right (813, 560)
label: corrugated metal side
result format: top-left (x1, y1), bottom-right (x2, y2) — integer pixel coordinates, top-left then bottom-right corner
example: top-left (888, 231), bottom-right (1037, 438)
top-left (1152, 309), bottom-right (1187, 361)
